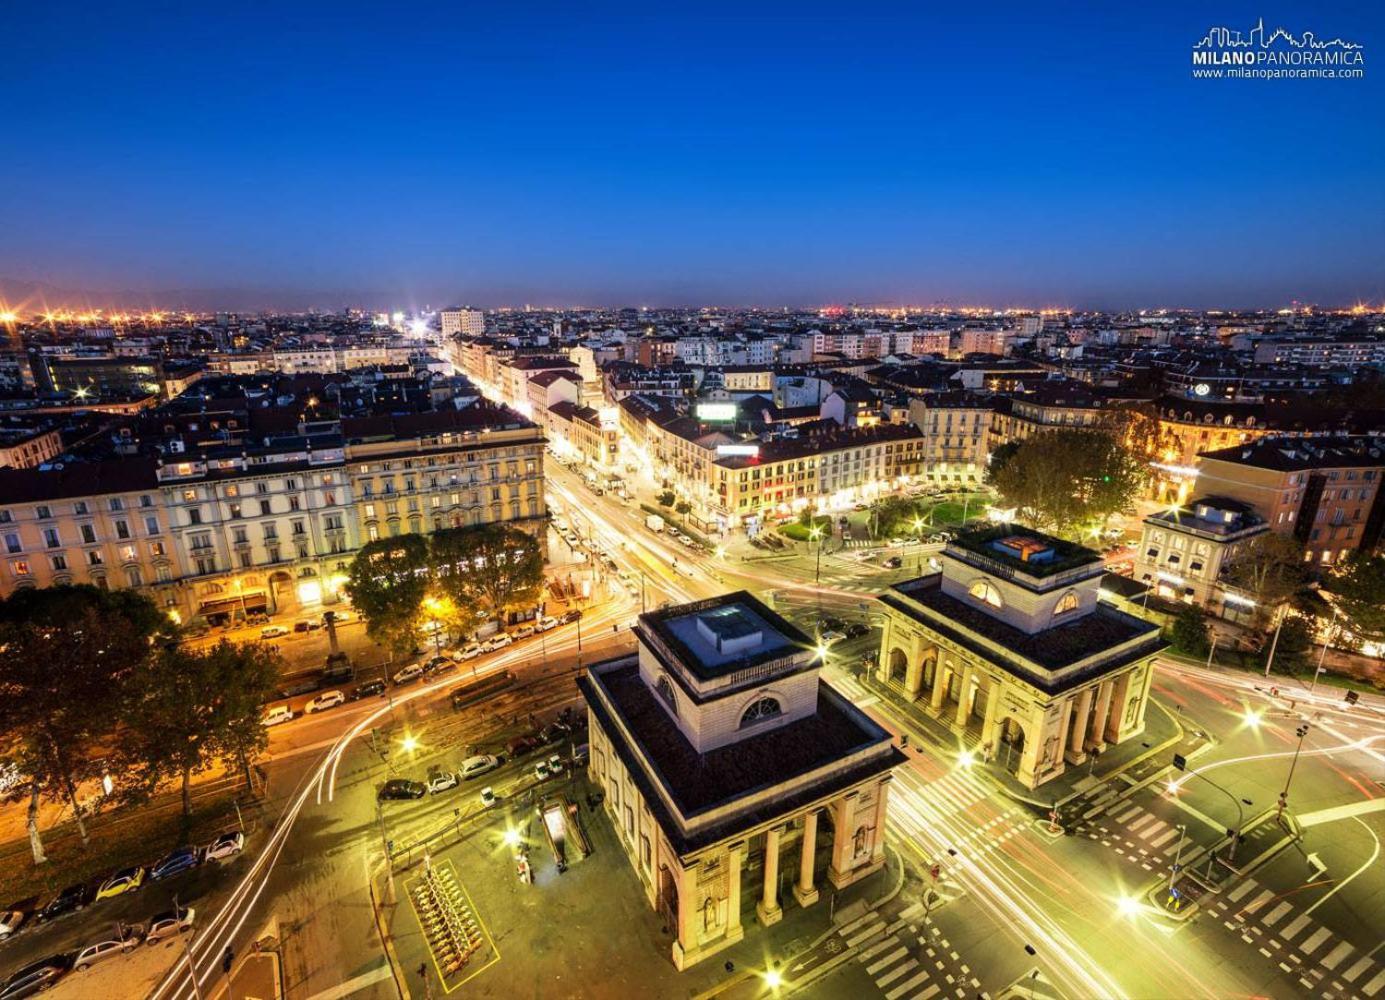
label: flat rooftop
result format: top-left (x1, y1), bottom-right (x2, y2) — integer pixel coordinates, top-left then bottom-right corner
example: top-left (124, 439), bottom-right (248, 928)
top-left (642, 591), bottom-right (811, 681)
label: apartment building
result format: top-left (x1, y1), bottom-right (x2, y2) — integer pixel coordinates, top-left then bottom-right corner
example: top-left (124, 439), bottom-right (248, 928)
top-left (1133, 497), bottom-right (1269, 616)
top-left (1252, 336), bottom-right (1385, 368)
top-left (440, 308), bottom-right (485, 338)
top-left (989, 384), bottom-right (1107, 445)
top-left (906, 392), bottom-right (992, 484)
top-left (0, 426), bottom-right (63, 469)
top-left (1193, 437), bottom-right (1385, 567)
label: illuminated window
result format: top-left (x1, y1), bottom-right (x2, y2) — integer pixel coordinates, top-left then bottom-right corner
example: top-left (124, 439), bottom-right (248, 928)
top-left (655, 675), bottom-right (678, 716)
top-left (968, 579), bottom-right (1003, 608)
top-left (739, 696), bottom-right (782, 728)
top-left (1054, 591), bottom-right (1080, 616)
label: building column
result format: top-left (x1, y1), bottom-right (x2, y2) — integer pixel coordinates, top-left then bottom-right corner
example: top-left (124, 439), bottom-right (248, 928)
top-left (756, 826), bottom-right (783, 926)
top-left (827, 794), bottom-right (858, 888)
top-left (954, 664), bottom-right (976, 727)
top-left (870, 780), bottom-right (890, 865)
top-left (671, 862), bottom-right (699, 970)
top-left (929, 658), bottom-right (948, 713)
top-left (1104, 672), bottom-right (1133, 743)
top-left (793, 811), bottom-right (820, 907)
top-left (904, 654), bottom-right (924, 701)
top-left (980, 678), bottom-right (1002, 752)
top-left (1015, 714), bottom-right (1046, 789)
top-left (1087, 679), bottom-right (1114, 753)
top-left (726, 842), bottom-right (745, 942)
top-left (1065, 688), bottom-right (1092, 765)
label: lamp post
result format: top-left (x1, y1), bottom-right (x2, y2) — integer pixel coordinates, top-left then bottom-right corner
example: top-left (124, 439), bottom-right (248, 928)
top-left (1310, 611), bottom-right (1339, 695)
top-left (1167, 823), bottom-right (1188, 893)
top-left (1262, 610), bottom-right (1286, 678)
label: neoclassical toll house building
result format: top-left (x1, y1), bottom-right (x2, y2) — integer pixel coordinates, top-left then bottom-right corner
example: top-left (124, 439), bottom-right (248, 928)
top-left (876, 527), bottom-right (1166, 790)
top-left (580, 593), bottom-right (905, 970)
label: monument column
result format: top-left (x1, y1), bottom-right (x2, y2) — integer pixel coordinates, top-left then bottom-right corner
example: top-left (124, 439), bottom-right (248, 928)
top-left (757, 827), bottom-right (783, 926)
top-left (793, 811), bottom-right (820, 907)
top-left (1066, 687), bottom-right (1092, 764)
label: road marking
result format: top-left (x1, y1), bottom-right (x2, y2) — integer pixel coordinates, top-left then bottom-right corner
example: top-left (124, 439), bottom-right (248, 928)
top-left (867, 947), bottom-right (909, 974)
top-left (1281, 913), bottom-right (1312, 940)
top-left (1228, 879), bottom-right (1258, 903)
top-left (848, 921), bottom-right (888, 947)
top-left (1296, 797), bottom-right (1385, 828)
top-left (860, 935), bottom-right (902, 961)
top-left (911, 985), bottom-right (941, 1000)
top-left (1113, 805), bottom-right (1141, 823)
top-left (1263, 901), bottom-right (1291, 926)
top-left (1127, 812), bottom-right (1158, 833)
top-left (1343, 956), bottom-right (1374, 982)
top-left (1322, 942), bottom-right (1354, 971)
top-left (1148, 828), bottom-right (1179, 848)
top-left (1243, 889), bottom-right (1274, 915)
top-left (1301, 926), bottom-right (1333, 955)
top-left (1361, 966), bottom-right (1385, 996)
top-left (878, 959), bottom-right (920, 987)
top-left (302, 966), bottom-right (395, 1000)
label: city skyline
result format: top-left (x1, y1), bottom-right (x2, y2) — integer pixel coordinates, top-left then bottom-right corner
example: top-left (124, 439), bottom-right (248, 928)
top-left (2, 2), bottom-right (1382, 309)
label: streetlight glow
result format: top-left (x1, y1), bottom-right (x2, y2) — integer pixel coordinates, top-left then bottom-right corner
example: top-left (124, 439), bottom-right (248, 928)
top-left (400, 734), bottom-right (419, 754)
top-left (1117, 894), bottom-right (1141, 918)
top-left (762, 969), bottom-right (783, 991)
top-left (1242, 709), bottom-right (1262, 729)
top-left (958, 750), bottom-right (975, 768)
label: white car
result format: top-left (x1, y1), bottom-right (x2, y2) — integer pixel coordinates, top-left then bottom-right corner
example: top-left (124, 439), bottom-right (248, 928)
top-left (460, 754), bottom-right (502, 780)
top-left (511, 624), bottom-right (535, 639)
top-left (535, 759), bottom-right (550, 781)
top-left (392, 663), bottom-right (424, 685)
top-left (75, 929), bottom-right (141, 971)
top-left (329, 610), bottom-right (353, 623)
top-left (304, 690), bottom-right (345, 714)
top-left (261, 705), bottom-right (295, 727)
top-left (485, 634), bottom-right (513, 651)
top-left (0, 909), bottom-right (27, 940)
top-left (820, 630), bottom-right (846, 644)
top-left (479, 786), bottom-right (498, 808)
top-left (204, 831), bottom-right (245, 862)
top-left (260, 625), bottom-right (289, 639)
top-left (546, 753), bottom-right (564, 777)
top-left (427, 771), bottom-right (459, 795)
top-left (456, 644), bottom-right (482, 660)
top-left (535, 616), bottom-right (559, 632)
top-left (145, 907), bottom-right (195, 945)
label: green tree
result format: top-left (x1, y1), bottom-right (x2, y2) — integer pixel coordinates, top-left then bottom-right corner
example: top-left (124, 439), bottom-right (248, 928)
top-left (344, 535), bottom-right (430, 652)
top-left (1322, 552), bottom-right (1385, 644)
top-left (987, 429), bottom-right (1147, 538)
top-left (119, 640), bottom-right (279, 819)
top-left (1220, 534), bottom-right (1309, 627)
top-left (656, 490), bottom-right (675, 507)
top-left (675, 500), bottom-right (692, 516)
top-left (429, 524), bottom-right (545, 623)
top-left (1169, 605), bottom-right (1211, 657)
top-left (0, 585), bottom-right (166, 860)
top-left (871, 495), bottom-right (924, 539)
top-left (1267, 615), bottom-right (1314, 676)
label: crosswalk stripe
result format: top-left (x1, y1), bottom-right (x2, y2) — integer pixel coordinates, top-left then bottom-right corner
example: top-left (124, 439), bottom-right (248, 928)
top-left (848, 921), bottom-right (887, 947)
top-left (886, 969), bottom-right (933, 1000)
top-left (878, 958), bottom-right (920, 987)
top-left (1343, 956), bottom-right (1374, 982)
top-left (1263, 902), bottom-right (1291, 926)
top-left (1280, 913), bottom-right (1312, 940)
top-left (1300, 926), bottom-right (1333, 955)
top-left (1112, 805), bottom-right (1141, 823)
top-left (911, 985), bottom-right (941, 1000)
top-left (1147, 827), bottom-right (1179, 848)
top-left (1243, 889), bottom-right (1274, 915)
top-left (1362, 966), bottom-right (1385, 996)
top-left (1127, 812), bottom-right (1158, 833)
top-left (1321, 942), bottom-right (1354, 971)
top-left (1227, 879), bottom-right (1258, 903)
top-left (866, 947), bottom-right (909, 974)
top-left (859, 935), bottom-right (901, 961)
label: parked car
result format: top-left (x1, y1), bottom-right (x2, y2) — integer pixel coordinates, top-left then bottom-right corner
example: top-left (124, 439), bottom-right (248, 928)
top-left (204, 831), bottom-right (245, 862)
top-left (95, 866), bottom-right (145, 902)
top-left (145, 906), bottom-right (195, 945)
top-left (0, 909), bottom-right (28, 941)
top-left (351, 679), bottom-right (386, 700)
top-left (378, 779), bottom-right (427, 801)
top-left (507, 735), bottom-right (540, 757)
top-left (74, 926), bottom-right (143, 971)
top-left (845, 622), bottom-right (871, 639)
top-left (511, 623), bottom-right (535, 639)
top-left (559, 609), bottom-right (583, 624)
top-left (149, 846), bottom-right (201, 882)
top-left (535, 616), bottom-right (559, 632)
top-left (262, 705), bottom-right (295, 727)
top-left (260, 625), bottom-right (289, 639)
top-left (0, 955), bottom-right (72, 999)
top-left (424, 656), bottom-right (456, 676)
top-left (819, 629), bottom-right (846, 644)
top-left (460, 754), bottom-right (502, 780)
top-left (327, 610), bottom-right (353, 623)
top-left (545, 753), bottom-right (564, 777)
top-left (486, 633), bottom-right (514, 650)
top-left (539, 722), bottom-right (572, 745)
top-left (304, 690), bottom-right (345, 714)
top-left (573, 743), bottom-right (590, 766)
top-left (882, 556), bottom-right (903, 569)
top-left (479, 786), bottom-right (498, 808)
top-left (456, 643), bottom-right (482, 660)
top-left (38, 883), bottom-right (94, 922)
top-left (534, 759), bottom-right (550, 781)
top-left (392, 663), bottom-right (424, 685)
top-left (427, 770), bottom-right (459, 794)
top-left (821, 617), bottom-right (847, 631)
top-left (293, 619), bottom-right (323, 633)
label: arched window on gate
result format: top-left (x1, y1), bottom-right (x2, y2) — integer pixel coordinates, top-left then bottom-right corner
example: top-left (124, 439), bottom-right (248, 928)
top-left (655, 675), bottom-right (678, 717)
top-left (740, 696), bottom-right (782, 728)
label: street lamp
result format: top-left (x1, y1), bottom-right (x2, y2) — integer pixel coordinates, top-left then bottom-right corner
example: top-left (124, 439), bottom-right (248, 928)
top-left (1167, 823), bottom-right (1188, 893)
top-left (1277, 723), bottom-right (1311, 821)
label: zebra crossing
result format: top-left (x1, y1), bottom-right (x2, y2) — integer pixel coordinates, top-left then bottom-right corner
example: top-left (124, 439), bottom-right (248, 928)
top-left (1210, 875), bottom-right (1385, 999)
top-left (1073, 801), bottom-right (1196, 874)
top-left (836, 898), bottom-right (989, 999)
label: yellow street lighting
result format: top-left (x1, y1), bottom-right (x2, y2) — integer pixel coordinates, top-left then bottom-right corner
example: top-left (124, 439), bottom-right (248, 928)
top-left (1117, 894), bottom-right (1142, 918)
top-left (814, 642), bottom-right (830, 661)
top-left (762, 969), bottom-right (783, 991)
top-left (399, 734), bottom-right (420, 754)
top-left (502, 827), bottom-right (522, 847)
top-left (1242, 709), bottom-right (1262, 729)
top-left (957, 750), bottom-right (976, 769)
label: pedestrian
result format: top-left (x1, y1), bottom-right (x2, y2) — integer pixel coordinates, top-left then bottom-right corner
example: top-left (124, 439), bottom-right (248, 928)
top-left (901, 733), bottom-right (909, 748)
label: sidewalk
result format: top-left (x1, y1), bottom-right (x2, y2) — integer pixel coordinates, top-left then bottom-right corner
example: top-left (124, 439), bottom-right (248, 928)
top-left (859, 671), bottom-right (1188, 811)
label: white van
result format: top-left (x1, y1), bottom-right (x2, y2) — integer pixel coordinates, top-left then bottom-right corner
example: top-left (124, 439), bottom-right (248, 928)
top-left (261, 705), bottom-right (295, 727)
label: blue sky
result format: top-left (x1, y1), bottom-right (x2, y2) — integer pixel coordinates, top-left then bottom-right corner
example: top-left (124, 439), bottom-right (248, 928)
top-left (2, 2), bottom-right (1382, 309)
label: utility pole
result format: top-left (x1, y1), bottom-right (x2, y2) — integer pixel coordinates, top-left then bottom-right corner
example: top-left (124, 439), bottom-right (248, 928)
top-left (1262, 611), bottom-right (1285, 678)
top-left (1205, 632), bottom-right (1218, 670)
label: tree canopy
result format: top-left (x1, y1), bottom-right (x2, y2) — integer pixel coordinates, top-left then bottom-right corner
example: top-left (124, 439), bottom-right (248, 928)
top-left (1322, 552), bottom-right (1385, 644)
top-left (986, 429), bottom-right (1147, 538)
top-left (343, 534), bottom-right (431, 652)
top-left (1220, 534), bottom-right (1309, 625)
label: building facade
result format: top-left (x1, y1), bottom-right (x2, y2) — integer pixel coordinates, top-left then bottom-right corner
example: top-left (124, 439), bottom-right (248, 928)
top-left (875, 528), bottom-right (1165, 789)
top-left (580, 593), bottom-right (902, 969)
top-left (1133, 497), bottom-right (1269, 616)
